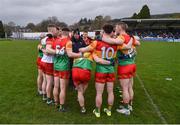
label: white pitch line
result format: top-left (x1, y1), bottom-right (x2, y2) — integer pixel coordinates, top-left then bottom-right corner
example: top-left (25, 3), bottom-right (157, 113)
top-left (136, 74), bottom-right (167, 124)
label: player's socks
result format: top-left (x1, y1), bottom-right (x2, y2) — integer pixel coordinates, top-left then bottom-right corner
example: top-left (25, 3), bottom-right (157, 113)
top-left (42, 94), bottom-right (47, 101)
top-left (103, 105), bottom-right (112, 116)
top-left (37, 90), bottom-right (43, 96)
top-left (129, 100), bottom-right (133, 111)
top-left (124, 103), bottom-right (129, 109)
top-left (46, 98), bottom-right (53, 105)
top-left (108, 105), bottom-right (112, 110)
top-left (54, 102), bottom-right (60, 109)
top-left (59, 104), bottom-right (66, 112)
top-left (128, 105), bottom-right (133, 111)
top-left (93, 107), bottom-right (100, 118)
top-left (80, 106), bottom-right (86, 114)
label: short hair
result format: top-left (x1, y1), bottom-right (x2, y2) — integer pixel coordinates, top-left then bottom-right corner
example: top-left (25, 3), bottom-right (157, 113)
top-left (83, 30), bottom-right (88, 33)
top-left (62, 28), bottom-right (70, 36)
top-left (103, 24), bottom-right (114, 34)
top-left (62, 27), bottom-right (70, 32)
top-left (117, 22), bottom-right (128, 31)
top-left (73, 28), bottom-right (80, 35)
top-left (48, 24), bottom-right (56, 28)
top-left (95, 31), bottom-right (101, 36)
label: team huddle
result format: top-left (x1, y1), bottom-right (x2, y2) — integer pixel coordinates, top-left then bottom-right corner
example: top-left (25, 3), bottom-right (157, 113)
top-left (36, 22), bottom-right (140, 118)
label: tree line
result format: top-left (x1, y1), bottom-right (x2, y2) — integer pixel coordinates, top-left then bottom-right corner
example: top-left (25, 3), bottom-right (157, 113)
top-left (0, 5), bottom-right (151, 38)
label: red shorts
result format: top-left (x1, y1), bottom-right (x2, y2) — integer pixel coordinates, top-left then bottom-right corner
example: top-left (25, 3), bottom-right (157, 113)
top-left (118, 64), bottom-right (136, 79)
top-left (36, 57), bottom-right (42, 70)
top-left (95, 72), bottom-right (115, 83)
top-left (72, 67), bottom-right (91, 87)
top-left (41, 62), bottom-right (54, 76)
top-left (54, 70), bottom-right (70, 79)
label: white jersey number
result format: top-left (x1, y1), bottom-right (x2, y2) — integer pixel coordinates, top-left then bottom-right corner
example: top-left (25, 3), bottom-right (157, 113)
top-left (56, 45), bottom-right (65, 55)
top-left (101, 47), bottom-right (114, 59)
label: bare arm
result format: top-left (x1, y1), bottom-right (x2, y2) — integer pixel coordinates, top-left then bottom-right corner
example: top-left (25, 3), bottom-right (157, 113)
top-left (122, 38), bottom-right (140, 50)
top-left (41, 48), bottom-right (48, 55)
top-left (37, 44), bottom-right (42, 51)
top-left (46, 44), bottom-right (56, 55)
top-left (121, 38), bottom-right (134, 50)
top-left (79, 46), bottom-right (91, 53)
top-left (102, 35), bottom-right (124, 45)
top-left (79, 41), bottom-right (97, 53)
top-left (93, 52), bottom-right (110, 65)
top-left (134, 40), bottom-right (141, 46)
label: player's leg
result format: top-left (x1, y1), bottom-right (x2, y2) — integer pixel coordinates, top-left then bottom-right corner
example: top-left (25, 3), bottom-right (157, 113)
top-left (37, 68), bottom-right (43, 95)
top-left (36, 57), bottom-right (43, 95)
top-left (103, 73), bottom-right (115, 116)
top-left (77, 84), bottom-right (84, 106)
top-left (93, 72), bottom-right (106, 117)
top-left (128, 64), bottom-right (136, 111)
top-left (128, 77), bottom-right (134, 111)
top-left (46, 74), bottom-right (53, 105)
top-left (42, 72), bottom-right (47, 101)
top-left (44, 62), bottom-right (54, 105)
top-left (116, 78), bottom-right (131, 115)
top-left (53, 75), bottom-right (60, 108)
top-left (76, 84), bottom-right (86, 113)
top-left (80, 69), bottom-right (90, 94)
top-left (93, 83), bottom-right (105, 117)
top-left (73, 68), bottom-right (90, 113)
top-left (59, 78), bottom-right (68, 112)
top-left (83, 83), bottom-right (88, 94)
top-left (104, 82), bottom-right (114, 116)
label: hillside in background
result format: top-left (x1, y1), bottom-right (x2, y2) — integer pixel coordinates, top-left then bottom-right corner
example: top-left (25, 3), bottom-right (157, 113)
top-left (151, 13), bottom-right (180, 19)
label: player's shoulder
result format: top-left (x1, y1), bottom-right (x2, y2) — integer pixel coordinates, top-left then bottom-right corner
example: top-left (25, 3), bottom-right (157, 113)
top-left (117, 35), bottom-right (126, 41)
top-left (46, 37), bottom-right (53, 41)
top-left (41, 37), bottom-right (48, 44)
top-left (66, 40), bottom-right (73, 48)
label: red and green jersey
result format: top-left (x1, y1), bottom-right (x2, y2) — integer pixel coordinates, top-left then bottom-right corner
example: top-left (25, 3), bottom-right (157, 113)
top-left (117, 34), bottom-right (136, 66)
top-left (52, 37), bottom-right (70, 71)
top-left (66, 41), bottom-right (93, 70)
top-left (86, 40), bottom-right (117, 73)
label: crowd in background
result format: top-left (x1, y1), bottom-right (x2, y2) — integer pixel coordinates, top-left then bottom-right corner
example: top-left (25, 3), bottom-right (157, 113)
top-left (131, 30), bottom-right (180, 39)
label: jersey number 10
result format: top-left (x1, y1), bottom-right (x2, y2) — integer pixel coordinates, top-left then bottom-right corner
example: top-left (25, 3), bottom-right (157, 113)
top-left (101, 47), bottom-right (115, 59)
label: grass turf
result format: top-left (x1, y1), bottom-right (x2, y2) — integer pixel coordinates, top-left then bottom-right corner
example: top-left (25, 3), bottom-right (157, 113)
top-left (0, 40), bottom-right (179, 124)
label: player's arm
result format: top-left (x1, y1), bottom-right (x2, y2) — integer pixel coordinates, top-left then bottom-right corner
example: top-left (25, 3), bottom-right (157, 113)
top-left (37, 44), bottom-right (42, 50)
top-left (79, 41), bottom-right (97, 53)
top-left (37, 43), bottom-right (47, 54)
top-left (66, 41), bottom-right (82, 58)
top-left (102, 35), bottom-right (124, 45)
top-left (134, 39), bottom-right (141, 46)
top-left (92, 52), bottom-right (110, 65)
top-left (41, 48), bottom-right (47, 55)
top-left (46, 44), bottom-right (56, 55)
top-left (121, 37), bottom-right (140, 50)
top-left (121, 38), bottom-right (134, 50)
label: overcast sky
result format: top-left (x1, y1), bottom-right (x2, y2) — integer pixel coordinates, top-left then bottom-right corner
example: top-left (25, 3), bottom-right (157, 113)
top-left (0, 0), bottom-right (180, 26)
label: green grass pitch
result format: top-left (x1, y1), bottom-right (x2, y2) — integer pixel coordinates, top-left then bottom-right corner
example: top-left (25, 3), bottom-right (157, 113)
top-left (0, 40), bottom-right (179, 124)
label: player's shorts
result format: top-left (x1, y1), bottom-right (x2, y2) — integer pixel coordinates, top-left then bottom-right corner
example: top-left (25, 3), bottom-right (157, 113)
top-left (54, 70), bottom-right (70, 79)
top-left (36, 57), bottom-right (42, 70)
top-left (41, 62), bottom-right (54, 76)
top-left (118, 64), bottom-right (136, 79)
top-left (72, 67), bottom-right (91, 87)
top-left (95, 72), bottom-right (115, 83)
